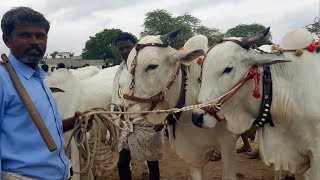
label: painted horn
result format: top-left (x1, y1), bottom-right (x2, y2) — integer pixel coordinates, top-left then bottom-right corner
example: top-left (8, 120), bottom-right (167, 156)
top-left (241, 27), bottom-right (270, 49)
top-left (160, 28), bottom-right (182, 45)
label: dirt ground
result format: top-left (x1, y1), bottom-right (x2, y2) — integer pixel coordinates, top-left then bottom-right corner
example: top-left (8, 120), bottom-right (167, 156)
top-left (102, 137), bottom-right (278, 180)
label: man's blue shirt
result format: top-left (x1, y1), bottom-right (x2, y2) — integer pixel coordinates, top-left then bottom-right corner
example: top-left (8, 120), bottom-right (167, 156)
top-left (0, 54), bottom-right (68, 180)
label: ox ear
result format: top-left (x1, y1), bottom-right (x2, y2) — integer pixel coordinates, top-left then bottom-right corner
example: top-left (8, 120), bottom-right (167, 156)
top-left (173, 49), bottom-right (206, 63)
top-left (253, 53), bottom-right (292, 66)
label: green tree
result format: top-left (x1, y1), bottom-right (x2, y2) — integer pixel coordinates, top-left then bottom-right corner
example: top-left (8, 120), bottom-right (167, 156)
top-left (196, 25), bottom-right (224, 46)
top-left (141, 9), bottom-right (223, 49)
top-left (50, 51), bottom-right (58, 59)
top-left (82, 28), bottom-right (124, 64)
top-left (226, 23), bottom-right (273, 45)
top-left (305, 17), bottom-right (320, 35)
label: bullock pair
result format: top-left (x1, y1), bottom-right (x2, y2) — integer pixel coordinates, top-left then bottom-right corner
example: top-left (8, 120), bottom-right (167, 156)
top-left (116, 27), bottom-right (320, 179)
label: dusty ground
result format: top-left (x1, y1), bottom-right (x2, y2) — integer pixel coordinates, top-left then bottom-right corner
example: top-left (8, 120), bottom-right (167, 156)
top-left (101, 136), bottom-right (278, 180)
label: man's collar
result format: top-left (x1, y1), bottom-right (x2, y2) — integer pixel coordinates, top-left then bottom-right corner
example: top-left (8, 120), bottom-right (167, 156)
top-left (8, 54), bottom-right (46, 79)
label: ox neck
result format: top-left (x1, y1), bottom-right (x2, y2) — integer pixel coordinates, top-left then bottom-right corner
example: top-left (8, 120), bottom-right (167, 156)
top-left (166, 64), bottom-right (188, 138)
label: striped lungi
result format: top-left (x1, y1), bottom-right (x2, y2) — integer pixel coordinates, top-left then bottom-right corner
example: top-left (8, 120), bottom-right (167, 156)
top-left (1, 172), bottom-right (35, 180)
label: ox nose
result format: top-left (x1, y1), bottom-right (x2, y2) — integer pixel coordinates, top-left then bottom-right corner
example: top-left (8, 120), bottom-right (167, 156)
top-left (192, 111), bottom-right (204, 128)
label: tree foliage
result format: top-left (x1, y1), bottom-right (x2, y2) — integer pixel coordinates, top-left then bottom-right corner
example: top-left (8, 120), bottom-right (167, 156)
top-left (82, 28), bottom-right (126, 64)
top-left (226, 23), bottom-right (273, 45)
top-left (50, 51), bottom-right (58, 59)
top-left (141, 9), bottom-right (223, 49)
top-left (305, 17), bottom-right (320, 36)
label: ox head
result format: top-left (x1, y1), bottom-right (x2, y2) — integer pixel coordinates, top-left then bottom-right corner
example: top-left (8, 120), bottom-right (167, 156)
top-left (191, 27), bottom-right (291, 134)
top-left (117, 29), bottom-right (205, 124)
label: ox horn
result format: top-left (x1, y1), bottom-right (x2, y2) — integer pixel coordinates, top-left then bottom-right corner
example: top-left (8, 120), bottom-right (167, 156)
top-left (50, 87), bottom-right (65, 93)
top-left (160, 28), bottom-right (182, 46)
top-left (241, 27), bottom-right (270, 49)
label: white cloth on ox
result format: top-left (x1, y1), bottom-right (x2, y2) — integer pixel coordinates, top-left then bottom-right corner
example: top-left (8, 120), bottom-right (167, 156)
top-left (118, 117), bottom-right (164, 161)
top-left (1, 171), bottom-right (35, 180)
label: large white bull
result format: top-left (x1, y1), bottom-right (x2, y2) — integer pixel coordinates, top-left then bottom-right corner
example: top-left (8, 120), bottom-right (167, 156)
top-left (115, 30), bottom-right (238, 180)
top-left (47, 66), bottom-right (118, 180)
top-left (192, 28), bottom-right (319, 179)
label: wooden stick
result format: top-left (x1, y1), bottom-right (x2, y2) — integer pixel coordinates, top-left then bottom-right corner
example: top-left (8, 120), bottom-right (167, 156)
top-left (0, 54), bottom-right (57, 152)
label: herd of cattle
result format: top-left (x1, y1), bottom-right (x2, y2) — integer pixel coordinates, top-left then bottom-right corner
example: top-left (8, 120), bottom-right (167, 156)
top-left (46, 27), bottom-right (320, 180)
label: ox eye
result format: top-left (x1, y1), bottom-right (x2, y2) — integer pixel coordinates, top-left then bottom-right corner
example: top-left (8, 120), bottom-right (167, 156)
top-left (145, 64), bottom-right (158, 72)
top-left (222, 66), bottom-right (233, 74)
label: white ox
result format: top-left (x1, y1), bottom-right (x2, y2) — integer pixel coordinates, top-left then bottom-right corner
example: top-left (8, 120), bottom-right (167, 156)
top-left (68, 66), bottom-right (101, 80)
top-left (192, 28), bottom-right (319, 179)
top-left (116, 30), bottom-right (238, 180)
top-left (47, 66), bottom-right (118, 180)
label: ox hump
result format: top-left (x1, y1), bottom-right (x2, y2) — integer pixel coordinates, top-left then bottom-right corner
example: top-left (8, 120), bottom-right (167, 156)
top-left (280, 28), bottom-right (315, 50)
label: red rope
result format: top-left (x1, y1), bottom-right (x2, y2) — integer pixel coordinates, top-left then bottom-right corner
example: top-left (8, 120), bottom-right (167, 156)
top-left (249, 65), bottom-right (261, 99)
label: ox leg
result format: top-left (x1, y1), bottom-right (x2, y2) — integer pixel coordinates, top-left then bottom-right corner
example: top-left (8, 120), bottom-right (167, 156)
top-left (189, 166), bottom-right (204, 180)
top-left (273, 170), bottom-right (282, 180)
top-left (220, 135), bottom-right (237, 180)
top-left (309, 154), bottom-right (320, 180)
top-left (142, 161), bottom-right (150, 179)
top-left (295, 173), bottom-right (309, 180)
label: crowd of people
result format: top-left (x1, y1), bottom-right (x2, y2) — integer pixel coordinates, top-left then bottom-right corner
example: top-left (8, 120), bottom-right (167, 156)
top-left (40, 62), bottom-right (113, 75)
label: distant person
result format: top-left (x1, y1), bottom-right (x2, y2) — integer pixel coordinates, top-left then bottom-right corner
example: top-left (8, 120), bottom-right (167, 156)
top-left (115, 32), bottom-right (137, 61)
top-left (51, 66), bottom-right (55, 72)
top-left (56, 62), bottom-right (65, 69)
top-left (41, 64), bottom-right (49, 73)
top-left (40, 64), bottom-right (51, 76)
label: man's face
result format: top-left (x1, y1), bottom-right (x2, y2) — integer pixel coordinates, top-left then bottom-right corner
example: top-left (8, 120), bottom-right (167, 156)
top-left (117, 40), bottom-right (134, 60)
top-left (3, 24), bottom-right (47, 65)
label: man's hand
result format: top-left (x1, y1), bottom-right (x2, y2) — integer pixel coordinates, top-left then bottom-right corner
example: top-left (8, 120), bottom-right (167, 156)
top-left (74, 111), bottom-right (94, 132)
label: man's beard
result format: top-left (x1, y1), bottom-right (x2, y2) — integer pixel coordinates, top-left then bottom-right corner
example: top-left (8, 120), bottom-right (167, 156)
top-left (20, 47), bottom-right (44, 64)
top-left (20, 55), bottom-right (43, 64)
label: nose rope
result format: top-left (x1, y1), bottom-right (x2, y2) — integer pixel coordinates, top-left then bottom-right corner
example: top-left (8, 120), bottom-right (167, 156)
top-left (108, 66), bottom-right (261, 118)
top-left (197, 65), bottom-right (261, 119)
top-left (163, 99), bottom-right (192, 126)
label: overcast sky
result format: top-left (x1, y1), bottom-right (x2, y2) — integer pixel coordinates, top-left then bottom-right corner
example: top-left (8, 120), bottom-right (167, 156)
top-left (0, 0), bottom-right (319, 56)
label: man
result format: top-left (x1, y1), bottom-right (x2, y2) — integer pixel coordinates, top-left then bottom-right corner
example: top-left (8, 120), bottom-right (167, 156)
top-left (0, 7), bottom-right (88, 180)
top-left (41, 64), bottom-right (49, 73)
top-left (50, 66), bottom-right (55, 72)
top-left (40, 64), bottom-right (51, 76)
top-left (113, 32), bottom-right (164, 180)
